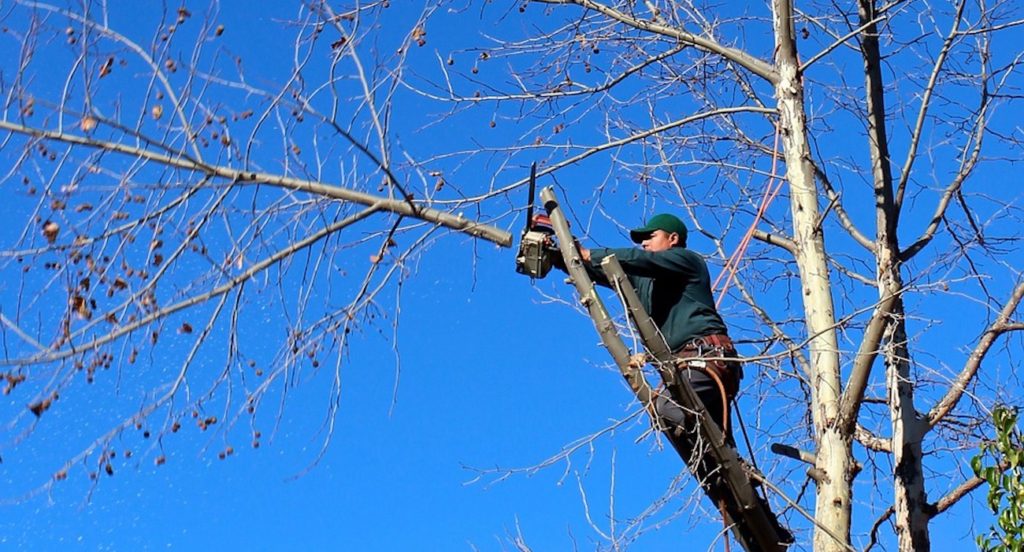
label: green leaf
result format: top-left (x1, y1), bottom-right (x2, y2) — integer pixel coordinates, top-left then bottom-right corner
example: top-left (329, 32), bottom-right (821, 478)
top-left (976, 407), bottom-right (1024, 550)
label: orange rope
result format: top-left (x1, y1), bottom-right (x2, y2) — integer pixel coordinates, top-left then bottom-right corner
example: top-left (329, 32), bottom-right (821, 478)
top-left (719, 498), bottom-right (733, 552)
top-left (687, 362), bottom-right (731, 436)
top-left (714, 123), bottom-right (784, 307)
top-left (705, 125), bottom-right (784, 549)
top-left (705, 127), bottom-right (783, 552)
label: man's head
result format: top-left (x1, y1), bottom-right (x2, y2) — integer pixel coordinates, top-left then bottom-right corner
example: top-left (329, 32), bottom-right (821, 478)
top-left (629, 213), bottom-right (687, 252)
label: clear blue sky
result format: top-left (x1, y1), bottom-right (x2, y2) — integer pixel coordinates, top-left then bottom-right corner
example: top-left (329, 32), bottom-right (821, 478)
top-left (1, 1), bottom-right (1018, 551)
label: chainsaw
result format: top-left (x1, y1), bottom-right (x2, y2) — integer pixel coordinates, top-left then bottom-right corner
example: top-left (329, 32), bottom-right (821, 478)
top-left (514, 163), bottom-right (559, 279)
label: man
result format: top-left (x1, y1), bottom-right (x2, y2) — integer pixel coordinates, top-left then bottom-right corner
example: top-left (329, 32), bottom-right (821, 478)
top-left (572, 213), bottom-right (741, 435)
top-left (553, 212), bottom-right (793, 546)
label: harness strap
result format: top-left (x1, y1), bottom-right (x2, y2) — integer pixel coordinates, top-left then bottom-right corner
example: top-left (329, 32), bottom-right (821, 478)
top-left (681, 333), bottom-right (734, 351)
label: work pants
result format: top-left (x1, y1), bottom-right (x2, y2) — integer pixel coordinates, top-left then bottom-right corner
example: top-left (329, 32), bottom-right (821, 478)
top-left (653, 352), bottom-right (741, 505)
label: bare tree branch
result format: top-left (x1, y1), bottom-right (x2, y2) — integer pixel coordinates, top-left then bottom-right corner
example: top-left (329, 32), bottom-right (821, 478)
top-left (893, 0), bottom-right (967, 214)
top-left (533, 0), bottom-right (780, 84)
top-left (854, 424), bottom-right (892, 453)
top-left (927, 280), bottom-right (1024, 429)
top-left (751, 229), bottom-right (797, 254)
top-left (0, 120), bottom-right (512, 246)
top-left (1, 205), bottom-right (383, 366)
top-left (929, 476), bottom-right (985, 517)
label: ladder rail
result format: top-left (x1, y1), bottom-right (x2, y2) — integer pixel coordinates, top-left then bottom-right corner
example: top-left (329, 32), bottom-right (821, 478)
top-left (601, 256), bottom-right (788, 552)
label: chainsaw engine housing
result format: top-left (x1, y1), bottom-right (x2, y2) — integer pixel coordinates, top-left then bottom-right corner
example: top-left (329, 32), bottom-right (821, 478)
top-left (515, 230), bottom-right (555, 279)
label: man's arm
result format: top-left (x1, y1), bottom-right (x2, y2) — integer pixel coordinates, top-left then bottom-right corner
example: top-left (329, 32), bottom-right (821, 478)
top-left (553, 245), bottom-right (611, 287)
top-left (590, 247), bottom-right (699, 278)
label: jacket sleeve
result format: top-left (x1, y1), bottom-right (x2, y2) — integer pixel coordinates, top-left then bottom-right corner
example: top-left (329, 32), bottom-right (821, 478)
top-left (550, 249), bottom-right (612, 287)
top-left (581, 256), bottom-right (611, 287)
top-left (589, 247), bottom-right (699, 279)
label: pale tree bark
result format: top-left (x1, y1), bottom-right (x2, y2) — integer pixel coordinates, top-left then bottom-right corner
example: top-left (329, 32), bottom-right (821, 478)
top-left (772, 1), bottom-right (851, 548)
top-left (852, 0), bottom-right (930, 549)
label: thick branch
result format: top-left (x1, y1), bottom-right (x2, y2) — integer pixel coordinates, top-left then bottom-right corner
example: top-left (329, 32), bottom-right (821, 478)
top-left (751, 229), bottom-right (797, 254)
top-left (866, 507), bottom-right (895, 552)
top-left (837, 289), bottom-right (899, 434)
top-left (0, 120), bottom-right (512, 246)
top-left (927, 280), bottom-right (1024, 429)
top-left (855, 424), bottom-right (892, 453)
top-left (929, 476), bottom-right (984, 517)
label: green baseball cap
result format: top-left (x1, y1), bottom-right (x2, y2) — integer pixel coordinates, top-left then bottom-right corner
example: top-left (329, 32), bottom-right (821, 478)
top-left (629, 213), bottom-right (688, 246)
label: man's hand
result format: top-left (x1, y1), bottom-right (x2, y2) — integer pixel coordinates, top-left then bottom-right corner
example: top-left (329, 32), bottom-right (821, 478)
top-left (579, 246), bottom-right (591, 262)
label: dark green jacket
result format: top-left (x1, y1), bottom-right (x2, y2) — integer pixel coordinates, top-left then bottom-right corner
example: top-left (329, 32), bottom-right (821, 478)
top-left (587, 246), bottom-right (727, 351)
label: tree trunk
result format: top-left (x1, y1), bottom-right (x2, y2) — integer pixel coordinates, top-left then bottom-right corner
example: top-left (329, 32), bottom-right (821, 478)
top-left (856, 0), bottom-right (932, 546)
top-left (772, 1), bottom-right (852, 549)
top-left (887, 313), bottom-right (931, 551)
